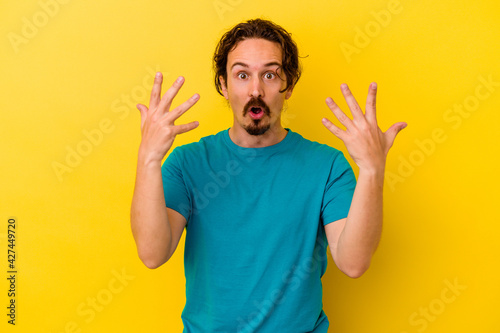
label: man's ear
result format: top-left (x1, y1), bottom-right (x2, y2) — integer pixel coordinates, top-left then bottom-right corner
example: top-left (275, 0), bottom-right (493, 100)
top-left (219, 76), bottom-right (229, 100)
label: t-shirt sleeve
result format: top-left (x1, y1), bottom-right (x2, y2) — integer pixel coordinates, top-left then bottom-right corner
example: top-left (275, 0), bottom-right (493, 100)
top-left (321, 151), bottom-right (357, 225)
top-left (161, 148), bottom-right (192, 222)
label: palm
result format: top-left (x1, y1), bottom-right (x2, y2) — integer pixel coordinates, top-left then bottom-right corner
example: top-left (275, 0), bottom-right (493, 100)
top-left (322, 83), bottom-right (407, 172)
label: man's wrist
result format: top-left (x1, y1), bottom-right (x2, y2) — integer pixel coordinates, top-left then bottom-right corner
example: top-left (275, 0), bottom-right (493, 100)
top-left (137, 149), bottom-right (163, 169)
top-left (357, 166), bottom-right (385, 183)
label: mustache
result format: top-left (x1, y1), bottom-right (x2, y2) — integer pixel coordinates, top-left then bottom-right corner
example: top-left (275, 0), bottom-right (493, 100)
top-left (243, 97), bottom-right (270, 116)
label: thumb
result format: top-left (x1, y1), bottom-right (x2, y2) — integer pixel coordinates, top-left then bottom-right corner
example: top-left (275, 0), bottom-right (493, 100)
top-left (384, 122), bottom-right (407, 151)
top-left (136, 104), bottom-right (148, 129)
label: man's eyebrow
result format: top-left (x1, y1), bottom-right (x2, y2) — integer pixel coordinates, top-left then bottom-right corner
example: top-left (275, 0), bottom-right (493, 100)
top-left (230, 61), bottom-right (282, 70)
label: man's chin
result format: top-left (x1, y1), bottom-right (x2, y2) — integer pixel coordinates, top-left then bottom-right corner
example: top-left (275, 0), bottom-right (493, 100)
top-left (243, 122), bottom-right (271, 136)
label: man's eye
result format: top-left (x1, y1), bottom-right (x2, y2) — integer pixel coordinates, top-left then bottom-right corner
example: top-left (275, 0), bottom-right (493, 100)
top-left (238, 73), bottom-right (248, 79)
top-left (264, 72), bottom-right (275, 79)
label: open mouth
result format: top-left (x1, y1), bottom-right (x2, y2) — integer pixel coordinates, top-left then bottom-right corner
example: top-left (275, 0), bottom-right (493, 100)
top-left (249, 106), bottom-right (264, 119)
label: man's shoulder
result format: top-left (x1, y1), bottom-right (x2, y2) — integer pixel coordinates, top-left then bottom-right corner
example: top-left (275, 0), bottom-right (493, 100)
top-left (175, 129), bottom-right (226, 150)
top-left (289, 129), bottom-right (343, 157)
top-left (167, 129), bottom-right (227, 161)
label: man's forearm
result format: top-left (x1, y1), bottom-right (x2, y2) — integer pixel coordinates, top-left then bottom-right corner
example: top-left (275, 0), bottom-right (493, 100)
top-left (130, 158), bottom-right (172, 268)
top-left (336, 168), bottom-right (384, 276)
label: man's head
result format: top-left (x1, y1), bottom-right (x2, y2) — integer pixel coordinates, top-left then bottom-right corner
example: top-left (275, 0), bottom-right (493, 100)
top-left (213, 19), bottom-right (302, 136)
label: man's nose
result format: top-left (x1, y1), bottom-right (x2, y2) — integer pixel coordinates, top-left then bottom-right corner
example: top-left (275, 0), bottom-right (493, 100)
top-left (249, 76), bottom-right (264, 98)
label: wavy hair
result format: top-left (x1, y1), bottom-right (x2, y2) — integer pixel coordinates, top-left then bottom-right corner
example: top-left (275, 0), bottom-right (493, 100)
top-left (213, 18), bottom-right (302, 96)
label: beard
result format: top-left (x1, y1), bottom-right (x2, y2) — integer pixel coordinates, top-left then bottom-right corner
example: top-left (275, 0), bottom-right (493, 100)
top-left (242, 97), bottom-right (271, 136)
top-left (243, 120), bottom-right (271, 136)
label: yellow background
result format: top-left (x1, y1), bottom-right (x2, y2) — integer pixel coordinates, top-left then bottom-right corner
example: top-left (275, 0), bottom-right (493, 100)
top-left (1, 0), bottom-right (499, 332)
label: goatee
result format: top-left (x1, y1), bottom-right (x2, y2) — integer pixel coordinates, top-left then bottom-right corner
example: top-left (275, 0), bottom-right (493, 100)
top-left (243, 96), bottom-right (271, 136)
top-left (243, 120), bottom-right (271, 136)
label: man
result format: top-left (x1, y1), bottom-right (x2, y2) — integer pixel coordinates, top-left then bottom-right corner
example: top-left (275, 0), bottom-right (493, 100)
top-left (131, 18), bottom-right (406, 332)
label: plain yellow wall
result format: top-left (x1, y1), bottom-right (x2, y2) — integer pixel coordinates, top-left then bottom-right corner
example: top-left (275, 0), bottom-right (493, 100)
top-left (1, 0), bottom-right (499, 332)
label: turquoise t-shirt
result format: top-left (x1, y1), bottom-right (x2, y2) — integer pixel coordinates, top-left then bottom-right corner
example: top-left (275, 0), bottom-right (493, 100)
top-left (161, 129), bottom-right (356, 332)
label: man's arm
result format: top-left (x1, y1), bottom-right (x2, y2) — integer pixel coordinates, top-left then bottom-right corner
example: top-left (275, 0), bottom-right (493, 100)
top-left (324, 169), bottom-right (383, 278)
top-left (322, 82), bottom-right (406, 278)
top-left (130, 72), bottom-right (199, 269)
top-left (131, 159), bottom-right (187, 269)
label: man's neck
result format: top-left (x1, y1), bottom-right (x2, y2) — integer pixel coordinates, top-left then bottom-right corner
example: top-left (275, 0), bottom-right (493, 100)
top-left (228, 125), bottom-right (288, 148)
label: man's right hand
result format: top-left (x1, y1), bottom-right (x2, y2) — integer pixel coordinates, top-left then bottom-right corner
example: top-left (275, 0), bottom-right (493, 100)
top-left (136, 72), bottom-right (200, 164)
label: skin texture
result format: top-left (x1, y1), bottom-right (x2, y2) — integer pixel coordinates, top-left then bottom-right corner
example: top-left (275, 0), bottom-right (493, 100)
top-left (130, 74), bottom-right (198, 268)
top-left (219, 38), bottom-right (294, 148)
top-left (130, 37), bottom-right (407, 277)
top-left (322, 83), bottom-right (407, 277)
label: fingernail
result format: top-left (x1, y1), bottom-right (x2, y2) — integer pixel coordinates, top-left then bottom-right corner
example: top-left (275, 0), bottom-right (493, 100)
top-left (176, 76), bottom-right (184, 83)
top-left (372, 82), bottom-right (377, 89)
top-left (341, 83), bottom-right (348, 90)
top-left (156, 72), bottom-right (161, 78)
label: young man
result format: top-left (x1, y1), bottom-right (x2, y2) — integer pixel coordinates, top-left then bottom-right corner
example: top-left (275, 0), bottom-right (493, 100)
top-left (131, 18), bottom-right (406, 332)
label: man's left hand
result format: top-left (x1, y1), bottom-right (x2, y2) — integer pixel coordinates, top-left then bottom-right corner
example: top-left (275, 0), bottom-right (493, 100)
top-left (322, 82), bottom-right (407, 173)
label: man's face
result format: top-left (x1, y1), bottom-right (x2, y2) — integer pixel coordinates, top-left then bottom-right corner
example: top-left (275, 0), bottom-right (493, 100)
top-left (220, 38), bottom-right (293, 136)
